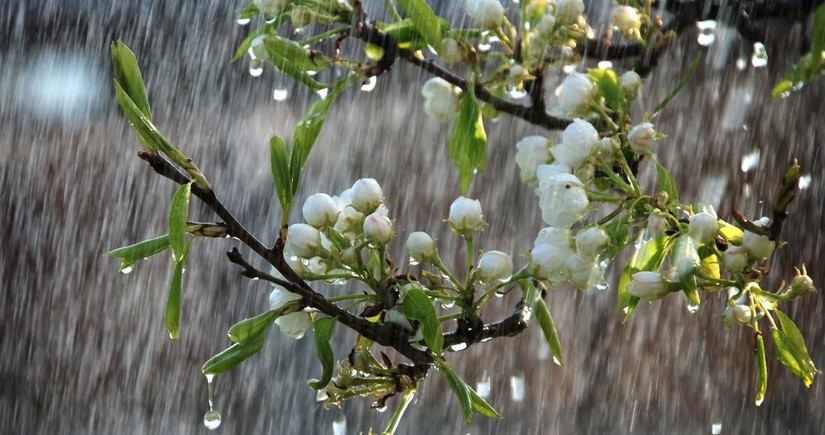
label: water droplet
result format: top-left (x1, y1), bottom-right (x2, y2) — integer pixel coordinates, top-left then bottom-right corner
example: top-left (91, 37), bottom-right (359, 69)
top-left (686, 301), bottom-right (700, 314)
top-left (293, 27), bottom-right (305, 35)
top-left (751, 42), bottom-right (768, 68)
top-left (119, 266), bottom-right (134, 274)
top-left (203, 410), bottom-right (222, 430)
top-left (273, 87), bottom-right (288, 101)
top-left (712, 422), bottom-right (723, 434)
top-left (440, 300), bottom-right (455, 309)
top-left (360, 76), bottom-right (377, 92)
top-left (736, 58), bottom-right (748, 70)
top-left (476, 374), bottom-right (491, 398)
top-left (755, 396), bottom-right (764, 406)
top-left (306, 70), bottom-right (317, 76)
top-left (249, 59), bottom-right (263, 77)
top-left (552, 356), bottom-right (562, 366)
top-left (740, 149), bottom-right (760, 172)
top-left (316, 88), bottom-right (329, 99)
top-left (799, 174), bottom-right (812, 190)
top-left (449, 342), bottom-right (468, 352)
top-left (478, 32), bottom-right (492, 52)
top-left (597, 60), bottom-right (613, 69)
top-left (236, 17), bottom-right (251, 25)
top-left (696, 20), bottom-right (717, 46)
top-left (332, 414), bottom-right (347, 435)
top-left (510, 374), bottom-right (525, 402)
top-left (372, 403), bottom-right (388, 412)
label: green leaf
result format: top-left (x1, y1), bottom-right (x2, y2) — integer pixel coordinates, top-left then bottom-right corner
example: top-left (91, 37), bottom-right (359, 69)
top-left (165, 256), bottom-right (185, 341)
top-left (232, 20), bottom-right (283, 62)
top-left (439, 362), bottom-right (473, 423)
top-left (588, 68), bottom-right (625, 111)
top-left (402, 286), bottom-right (444, 354)
top-left (649, 53), bottom-right (701, 118)
top-left (397, 0), bottom-right (444, 50)
top-left (533, 298), bottom-right (564, 366)
top-left (269, 135), bottom-right (293, 219)
top-left (227, 309), bottom-right (280, 343)
top-left (288, 75), bottom-right (358, 197)
top-left (309, 317), bottom-right (336, 390)
top-left (755, 332), bottom-right (768, 406)
top-left (169, 181), bottom-right (193, 262)
top-left (263, 35), bottom-right (329, 91)
top-left (364, 43), bottom-right (385, 61)
top-left (773, 310), bottom-right (820, 387)
top-left (201, 331), bottom-right (267, 376)
top-left (105, 234), bottom-right (170, 272)
top-left (468, 386), bottom-right (502, 418)
top-left (652, 159), bottom-right (679, 205)
top-left (697, 245), bottom-right (720, 281)
top-left (111, 41), bottom-right (151, 119)
top-left (448, 82), bottom-right (487, 195)
top-left (377, 19), bottom-right (428, 51)
top-left (771, 4), bottom-right (825, 97)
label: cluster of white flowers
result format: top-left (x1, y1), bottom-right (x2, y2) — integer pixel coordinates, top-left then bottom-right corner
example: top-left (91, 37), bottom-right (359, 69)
top-left (421, 78), bottom-right (462, 122)
top-left (530, 225), bottom-right (607, 290)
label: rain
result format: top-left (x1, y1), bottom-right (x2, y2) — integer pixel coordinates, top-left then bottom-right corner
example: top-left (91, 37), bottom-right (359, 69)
top-left (1, 1), bottom-right (823, 433)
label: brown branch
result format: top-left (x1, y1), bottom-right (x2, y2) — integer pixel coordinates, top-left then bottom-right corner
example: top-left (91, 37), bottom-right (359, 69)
top-left (443, 299), bottom-right (531, 348)
top-left (137, 151), bottom-right (434, 366)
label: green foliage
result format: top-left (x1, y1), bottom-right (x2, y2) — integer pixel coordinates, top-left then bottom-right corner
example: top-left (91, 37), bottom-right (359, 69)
top-left (105, 234), bottom-right (170, 272)
top-left (397, 0), bottom-right (445, 50)
top-left (169, 181), bottom-right (192, 262)
top-left (227, 309), bottom-right (281, 343)
top-left (401, 286), bottom-right (444, 355)
top-left (772, 310), bottom-right (820, 387)
top-left (438, 361), bottom-right (501, 422)
top-left (772, 4), bottom-right (825, 97)
top-left (202, 331), bottom-right (268, 376)
top-left (309, 317), bottom-right (336, 390)
top-left (448, 80), bottom-right (487, 195)
top-left (533, 296), bottom-right (565, 366)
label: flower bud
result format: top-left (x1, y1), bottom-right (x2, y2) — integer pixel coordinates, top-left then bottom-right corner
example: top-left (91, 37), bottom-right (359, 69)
top-left (611, 6), bottom-right (641, 36)
top-left (515, 135), bottom-right (552, 185)
top-left (467, 0), bottom-right (505, 29)
top-left (575, 226), bottom-right (609, 260)
top-left (477, 250), bottom-right (513, 282)
top-left (334, 206), bottom-right (365, 234)
top-left (742, 230), bottom-right (775, 261)
top-left (564, 254), bottom-right (601, 291)
top-left (439, 38), bottom-right (464, 64)
top-left (689, 212), bottom-right (718, 244)
top-left (286, 223), bottom-right (321, 258)
top-left (784, 266), bottom-right (816, 299)
top-left (627, 122), bottom-right (657, 151)
top-left (407, 232), bottom-right (436, 263)
top-left (448, 196), bottom-right (484, 232)
top-left (363, 213), bottom-right (393, 245)
top-left (558, 73), bottom-right (594, 116)
top-left (530, 243), bottom-right (567, 283)
top-left (723, 245), bottom-right (748, 273)
top-left (552, 119), bottom-right (599, 168)
top-left (555, 0), bottom-right (585, 23)
top-left (723, 302), bottom-right (752, 327)
top-left (535, 13), bottom-right (556, 36)
top-left (350, 178), bottom-right (383, 213)
top-left (538, 173), bottom-right (590, 228)
top-left (302, 193), bottom-right (342, 228)
top-left (620, 70), bottom-right (641, 98)
top-left (422, 77), bottom-right (461, 122)
top-left (626, 271), bottom-right (667, 301)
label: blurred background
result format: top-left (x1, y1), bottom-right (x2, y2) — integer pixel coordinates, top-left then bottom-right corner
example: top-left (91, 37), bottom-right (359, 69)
top-left (1, 1), bottom-right (823, 433)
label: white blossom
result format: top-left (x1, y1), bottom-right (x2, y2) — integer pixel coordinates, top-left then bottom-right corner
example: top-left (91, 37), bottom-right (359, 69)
top-left (575, 226), bottom-right (609, 260)
top-left (535, 13), bottom-right (556, 36)
top-left (515, 135), bottom-right (552, 185)
top-left (647, 209), bottom-right (669, 236)
top-left (350, 178), bottom-right (383, 213)
top-left (448, 196), bottom-right (484, 232)
top-left (620, 70), bottom-right (641, 97)
top-left (421, 77), bottom-right (461, 122)
top-left (286, 223), bottom-right (321, 258)
top-left (723, 245), bottom-right (748, 273)
top-left (742, 230), bottom-right (775, 261)
top-left (439, 38), bottom-right (464, 64)
top-left (626, 271), bottom-right (667, 300)
top-left (611, 6), bottom-right (641, 36)
top-left (302, 193), bottom-right (342, 228)
top-left (564, 254), bottom-right (602, 291)
top-left (558, 73), bottom-right (594, 116)
top-left (552, 119), bottom-right (599, 168)
top-left (477, 250), bottom-right (513, 282)
top-left (530, 243), bottom-right (568, 283)
top-left (270, 286), bottom-right (311, 339)
top-left (363, 212), bottom-right (393, 245)
top-left (467, 0), bottom-right (505, 29)
top-left (689, 212), bottom-right (718, 244)
top-left (538, 173), bottom-right (589, 228)
top-left (407, 231), bottom-right (436, 263)
top-left (627, 122), bottom-right (657, 151)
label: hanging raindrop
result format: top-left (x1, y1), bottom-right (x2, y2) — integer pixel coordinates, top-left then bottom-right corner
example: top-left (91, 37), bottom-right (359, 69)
top-left (203, 375), bottom-right (222, 430)
top-left (696, 20), bottom-right (717, 46)
top-left (273, 87), bottom-right (288, 101)
top-left (249, 59), bottom-right (264, 77)
top-left (510, 374), bottom-right (525, 402)
top-left (751, 42), bottom-right (768, 68)
top-left (236, 17), bottom-right (251, 25)
top-left (360, 76), bottom-right (377, 92)
top-left (332, 414), bottom-right (347, 435)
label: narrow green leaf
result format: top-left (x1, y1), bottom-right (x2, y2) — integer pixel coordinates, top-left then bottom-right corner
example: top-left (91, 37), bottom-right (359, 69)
top-left (377, 19), bottom-right (428, 51)
top-left (169, 181), bottom-right (193, 261)
top-left (772, 4), bottom-right (825, 97)
top-left (201, 331), bottom-right (267, 376)
top-left (262, 35), bottom-right (329, 91)
top-left (165, 257), bottom-right (185, 341)
top-left (755, 333), bottom-right (768, 406)
top-left (534, 298), bottom-right (564, 366)
top-left (402, 286), bottom-right (444, 354)
top-left (588, 68), bottom-right (625, 111)
top-left (105, 234), bottom-right (170, 272)
top-left (269, 135), bottom-right (293, 217)
top-left (111, 41), bottom-right (151, 119)
top-left (649, 53), bottom-right (701, 118)
top-left (397, 0), bottom-right (444, 50)
top-left (439, 363), bottom-right (473, 423)
top-left (309, 317), bottom-right (336, 390)
top-left (652, 159), bottom-right (679, 205)
top-left (288, 75), bottom-right (358, 197)
top-left (468, 386), bottom-right (502, 418)
top-left (448, 83), bottom-right (487, 195)
top-left (227, 309), bottom-right (280, 343)
top-left (773, 310), bottom-right (820, 386)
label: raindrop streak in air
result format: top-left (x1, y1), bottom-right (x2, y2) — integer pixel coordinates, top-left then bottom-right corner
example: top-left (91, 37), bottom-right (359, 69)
top-left (740, 150), bottom-right (761, 172)
top-left (799, 174), bottom-right (812, 189)
top-left (751, 42), bottom-right (768, 68)
top-left (203, 375), bottom-right (221, 430)
top-left (273, 87), bottom-right (288, 101)
top-left (696, 20), bottom-right (717, 46)
top-left (332, 414), bottom-right (347, 435)
top-left (476, 374), bottom-right (491, 398)
top-left (712, 422), bottom-right (723, 434)
top-left (510, 374), bottom-right (525, 402)
top-left (360, 76), bottom-right (377, 92)
top-left (236, 17), bottom-right (251, 25)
